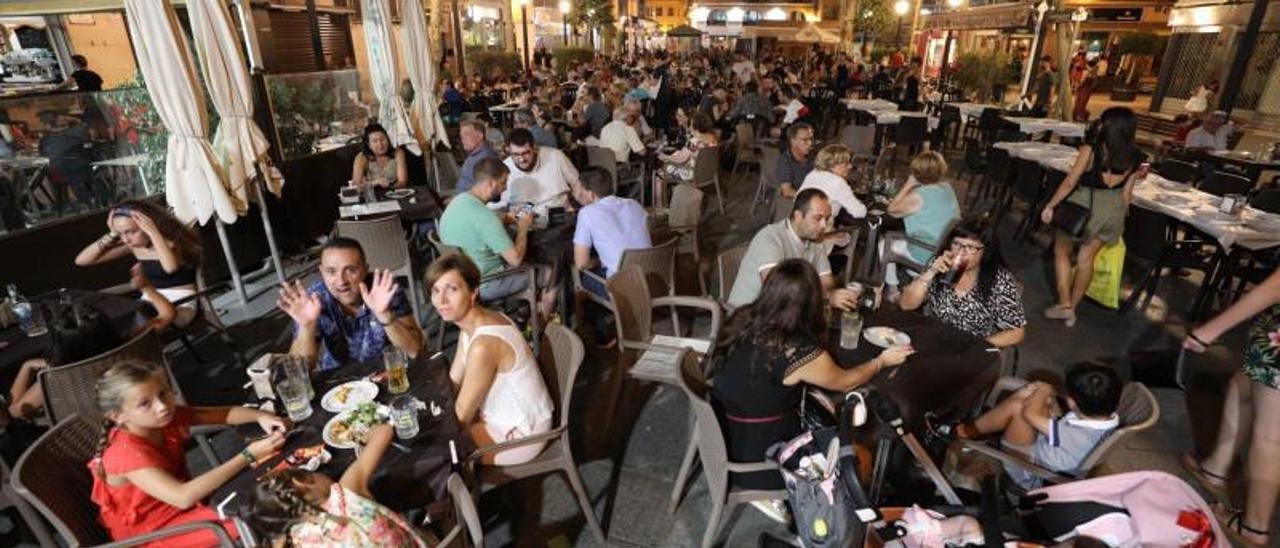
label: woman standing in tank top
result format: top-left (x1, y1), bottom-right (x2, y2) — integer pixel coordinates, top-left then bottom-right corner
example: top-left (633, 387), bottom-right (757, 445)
top-left (1038, 107), bottom-right (1146, 327)
top-left (426, 253), bottom-right (553, 465)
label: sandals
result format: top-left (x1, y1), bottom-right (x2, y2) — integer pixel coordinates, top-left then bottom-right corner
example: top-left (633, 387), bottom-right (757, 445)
top-left (1042, 305), bottom-right (1077, 327)
top-left (1213, 503), bottom-right (1270, 547)
top-left (1179, 453), bottom-right (1229, 499)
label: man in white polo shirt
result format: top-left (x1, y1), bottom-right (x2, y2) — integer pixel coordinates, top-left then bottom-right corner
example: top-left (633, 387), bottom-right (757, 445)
top-left (499, 128), bottom-right (584, 211)
top-left (727, 188), bottom-right (860, 310)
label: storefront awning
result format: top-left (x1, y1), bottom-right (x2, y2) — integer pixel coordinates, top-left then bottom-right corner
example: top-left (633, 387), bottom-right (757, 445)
top-left (922, 1), bottom-right (1034, 31)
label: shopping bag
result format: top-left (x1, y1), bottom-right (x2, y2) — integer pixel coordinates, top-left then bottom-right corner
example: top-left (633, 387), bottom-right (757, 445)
top-left (1086, 239), bottom-right (1126, 309)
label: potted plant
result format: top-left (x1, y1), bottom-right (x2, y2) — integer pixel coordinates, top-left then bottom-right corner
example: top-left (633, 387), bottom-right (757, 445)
top-left (1110, 32), bottom-right (1164, 102)
top-left (954, 50), bottom-right (1013, 104)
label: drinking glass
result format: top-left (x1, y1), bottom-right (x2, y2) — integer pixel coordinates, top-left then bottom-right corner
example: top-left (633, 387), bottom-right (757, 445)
top-left (20, 302), bottom-right (47, 337)
top-left (384, 347), bottom-right (410, 395)
top-left (272, 354), bottom-right (313, 400)
top-left (840, 310), bottom-right (863, 350)
top-left (390, 395), bottom-right (422, 439)
top-left (276, 379), bottom-right (314, 422)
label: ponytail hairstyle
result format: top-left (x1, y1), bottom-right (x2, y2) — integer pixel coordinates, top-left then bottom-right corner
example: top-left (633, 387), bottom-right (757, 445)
top-left (92, 362), bottom-right (167, 478)
top-left (249, 468), bottom-right (334, 542)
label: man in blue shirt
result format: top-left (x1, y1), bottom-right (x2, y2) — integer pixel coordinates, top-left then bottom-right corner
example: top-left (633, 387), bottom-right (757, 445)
top-left (573, 167), bottom-right (651, 299)
top-left (457, 119), bottom-right (498, 192)
top-left (277, 238), bottom-right (423, 370)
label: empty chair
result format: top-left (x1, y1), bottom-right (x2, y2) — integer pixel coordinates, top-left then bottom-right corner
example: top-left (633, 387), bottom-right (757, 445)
top-left (668, 184), bottom-right (707, 295)
top-left (1120, 207), bottom-right (1220, 314)
top-left (891, 116), bottom-right (929, 158)
top-left (467, 324), bottom-right (605, 542)
top-left (607, 266), bottom-right (722, 385)
top-left (669, 349), bottom-right (787, 548)
top-left (439, 473), bottom-right (484, 547)
top-left (1198, 170), bottom-right (1252, 197)
top-left (689, 147), bottom-right (725, 215)
top-left (715, 245), bottom-right (749, 308)
top-left (934, 105), bottom-right (963, 151)
top-left (955, 381), bottom-right (1159, 486)
top-left (435, 152), bottom-right (462, 197)
top-left (335, 215), bottom-right (422, 322)
top-left (1153, 158), bottom-right (1200, 185)
top-left (731, 123), bottom-right (763, 181)
top-left (1250, 188), bottom-right (1280, 214)
top-left (1004, 158), bottom-right (1045, 226)
top-left (751, 146), bottom-right (782, 214)
top-left (12, 414), bottom-right (238, 547)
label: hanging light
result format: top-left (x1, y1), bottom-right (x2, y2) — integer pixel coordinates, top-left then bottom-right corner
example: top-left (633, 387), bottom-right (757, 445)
top-left (894, 0), bottom-right (911, 16)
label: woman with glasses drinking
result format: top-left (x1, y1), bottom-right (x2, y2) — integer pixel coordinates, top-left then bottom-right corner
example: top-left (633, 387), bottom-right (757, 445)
top-left (899, 219), bottom-right (1026, 348)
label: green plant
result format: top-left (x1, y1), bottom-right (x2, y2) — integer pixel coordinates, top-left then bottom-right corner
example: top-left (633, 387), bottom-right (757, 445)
top-left (267, 76), bottom-right (341, 160)
top-left (468, 51), bottom-right (523, 79)
top-left (853, 0), bottom-right (898, 54)
top-left (953, 50), bottom-right (1014, 102)
top-left (1116, 32), bottom-right (1164, 56)
top-left (99, 74), bottom-right (168, 195)
top-left (552, 46), bottom-right (595, 75)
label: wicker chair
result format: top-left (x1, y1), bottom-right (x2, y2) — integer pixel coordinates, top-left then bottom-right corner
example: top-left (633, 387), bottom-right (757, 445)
top-left (425, 230), bottom-right (540, 353)
top-left (670, 350), bottom-right (787, 548)
top-left (956, 381), bottom-right (1160, 487)
top-left (335, 215), bottom-right (422, 323)
top-left (751, 146), bottom-right (782, 214)
top-left (689, 147), bottom-right (724, 215)
top-left (438, 473), bottom-right (484, 547)
top-left (11, 414), bottom-right (237, 547)
top-left (731, 123), bottom-right (763, 182)
top-left (668, 184), bottom-right (707, 296)
top-left (466, 324), bottom-right (605, 542)
top-left (586, 144), bottom-right (644, 195)
top-left (38, 327), bottom-right (223, 467)
top-left (436, 152), bottom-right (462, 198)
top-left (714, 245), bottom-right (749, 309)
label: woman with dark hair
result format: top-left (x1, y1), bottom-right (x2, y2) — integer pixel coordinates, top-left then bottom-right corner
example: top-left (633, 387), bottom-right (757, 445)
top-left (1039, 107), bottom-right (1146, 326)
top-left (711, 259), bottom-right (913, 521)
top-left (351, 123), bottom-right (408, 190)
top-left (898, 218), bottom-right (1026, 347)
top-left (75, 199), bottom-right (201, 328)
top-left (5, 302), bottom-right (123, 421)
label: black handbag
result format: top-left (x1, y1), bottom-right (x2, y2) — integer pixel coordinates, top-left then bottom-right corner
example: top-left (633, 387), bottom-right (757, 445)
top-left (1051, 187), bottom-right (1093, 238)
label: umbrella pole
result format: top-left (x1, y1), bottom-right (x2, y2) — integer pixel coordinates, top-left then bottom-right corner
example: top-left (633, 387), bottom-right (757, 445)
top-left (254, 178), bottom-right (287, 285)
top-left (215, 219), bottom-right (250, 310)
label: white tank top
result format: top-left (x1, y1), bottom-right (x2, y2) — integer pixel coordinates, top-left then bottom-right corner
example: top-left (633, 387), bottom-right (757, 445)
top-left (453, 322), bottom-right (554, 433)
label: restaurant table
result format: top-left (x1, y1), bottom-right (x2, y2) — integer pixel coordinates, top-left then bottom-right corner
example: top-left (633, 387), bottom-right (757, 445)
top-left (0, 289), bottom-right (147, 380)
top-left (1132, 177), bottom-right (1280, 252)
top-left (213, 351), bottom-right (471, 517)
top-left (337, 186), bottom-right (442, 222)
top-left (1001, 116), bottom-right (1086, 139)
top-left (994, 141), bottom-right (1078, 173)
top-left (842, 98), bottom-right (899, 113)
top-left (828, 307), bottom-right (1001, 432)
top-left (91, 153), bottom-right (149, 203)
top-left (949, 102), bottom-right (1001, 120)
top-left (1187, 149), bottom-right (1280, 186)
top-left (488, 101), bottom-right (521, 130)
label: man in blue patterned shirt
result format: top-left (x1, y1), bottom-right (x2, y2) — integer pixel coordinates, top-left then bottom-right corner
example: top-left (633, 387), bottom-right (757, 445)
top-left (277, 238), bottom-right (423, 370)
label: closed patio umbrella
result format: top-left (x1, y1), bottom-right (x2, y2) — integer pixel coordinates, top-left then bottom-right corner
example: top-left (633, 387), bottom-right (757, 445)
top-left (401, 0), bottom-right (450, 151)
top-left (124, 0), bottom-right (234, 225)
top-left (362, 0), bottom-right (419, 155)
top-left (189, 0), bottom-right (286, 296)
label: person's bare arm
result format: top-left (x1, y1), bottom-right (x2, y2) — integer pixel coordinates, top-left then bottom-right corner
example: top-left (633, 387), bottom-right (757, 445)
top-left (886, 186), bottom-right (923, 218)
top-left (1020, 382), bottom-right (1056, 435)
top-left (986, 327), bottom-right (1026, 348)
top-left (1040, 146), bottom-right (1090, 224)
top-left (125, 431), bottom-right (283, 509)
top-left (75, 233), bottom-right (130, 266)
top-left (351, 154), bottom-right (367, 188)
top-left (1188, 268), bottom-right (1280, 348)
top-left (341, 423), bottom-right (393, 498)
top-left (394, 149), bottom-right (409, 188)
top-left (785, 346), bottom-right (913, 393)
top-left (9, 359), bottom-right (45, 417)
top-left (573, 244), bottom-right (594, 271)
top-left (501, 212), bottom-right (533, 267)
top-left (454, 339), bottom-right (501, 424)
top-left (384, 315), bottom-right (423, 358)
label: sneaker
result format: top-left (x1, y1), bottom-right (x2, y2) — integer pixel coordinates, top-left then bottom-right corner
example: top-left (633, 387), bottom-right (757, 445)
top-left (750, 499), bottom-right (791, 525)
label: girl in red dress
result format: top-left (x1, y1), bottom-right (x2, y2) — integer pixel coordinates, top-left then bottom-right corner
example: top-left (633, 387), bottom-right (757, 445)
top-left (88, 363), bottom-right (287, 547)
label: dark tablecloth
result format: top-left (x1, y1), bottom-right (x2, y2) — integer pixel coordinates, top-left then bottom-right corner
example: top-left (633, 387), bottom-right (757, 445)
top-left (829, 307), bottom-right (1000, 431)
top-left (0, 289), bottom-right (146, 378)
top-left (214, 351), bottom-right (470, 517)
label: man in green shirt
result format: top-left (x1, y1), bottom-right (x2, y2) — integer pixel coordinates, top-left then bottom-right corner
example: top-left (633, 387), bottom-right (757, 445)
top-left (439, 157), bottom-right (555, 315)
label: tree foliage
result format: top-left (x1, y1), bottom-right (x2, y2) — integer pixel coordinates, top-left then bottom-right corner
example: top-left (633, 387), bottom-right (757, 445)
top-left (954, 50), bottom-right (1015, 102)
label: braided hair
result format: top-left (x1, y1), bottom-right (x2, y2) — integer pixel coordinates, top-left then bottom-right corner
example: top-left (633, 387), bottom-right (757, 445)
top-left (91, 362), bottom-right (166, 479)
top-left (249, 468), bottom-right (338, 544)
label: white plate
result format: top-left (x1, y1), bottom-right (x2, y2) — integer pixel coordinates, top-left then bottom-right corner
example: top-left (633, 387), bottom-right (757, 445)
top-left (864, 327), bottom-right (912, 348)
top-left (322, 404), bottom-right (390, 449)
top-left (320, 380), bottom-right (378, 413)
top-left (385, 189), bottom-right (415, 200)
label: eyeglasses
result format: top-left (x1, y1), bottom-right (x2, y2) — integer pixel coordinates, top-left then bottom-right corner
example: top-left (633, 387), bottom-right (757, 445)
top-left (951, 241), bottom-right (985, 253)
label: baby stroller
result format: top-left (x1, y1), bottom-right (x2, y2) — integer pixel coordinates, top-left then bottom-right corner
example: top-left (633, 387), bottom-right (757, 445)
top-left (870, 471), bottom-right (1227, 547)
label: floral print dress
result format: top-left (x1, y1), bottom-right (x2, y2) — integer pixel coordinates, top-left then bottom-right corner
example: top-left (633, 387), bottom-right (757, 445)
top-left (1243, 304), bottom-right (1280, 390)
top-left (288, 484), bottom-right (426, 547)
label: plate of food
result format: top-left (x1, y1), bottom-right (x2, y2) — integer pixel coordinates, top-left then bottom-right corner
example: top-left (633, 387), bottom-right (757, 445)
top-left (385, 188), bottom-right (416, 200)
top-left (323, 402), bottom-right (389, 449)
top-left (321, 380), bottom-right (378, 412)
top-left (863, 326), bottom-right (912, 348)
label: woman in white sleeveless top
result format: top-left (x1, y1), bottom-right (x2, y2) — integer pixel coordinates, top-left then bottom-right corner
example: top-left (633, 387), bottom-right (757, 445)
top-left (427, 254), bottom-right (553, 465)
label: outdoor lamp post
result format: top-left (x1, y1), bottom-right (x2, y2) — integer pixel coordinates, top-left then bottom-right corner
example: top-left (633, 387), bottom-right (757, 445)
top-left (519, 0), bottom-right (531, 73)
top-left (894, 0), bottom-right (910, 46)
top-left (559, 0), bottom-right (570, 46)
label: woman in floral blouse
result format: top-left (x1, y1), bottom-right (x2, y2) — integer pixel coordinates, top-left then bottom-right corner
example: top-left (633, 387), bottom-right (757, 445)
top-left (1181, 268), bottom-right (1280, 547)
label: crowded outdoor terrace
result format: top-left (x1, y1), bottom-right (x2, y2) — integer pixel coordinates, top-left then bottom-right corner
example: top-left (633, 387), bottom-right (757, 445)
top-left (0, 0), bottom-right (1278, 546)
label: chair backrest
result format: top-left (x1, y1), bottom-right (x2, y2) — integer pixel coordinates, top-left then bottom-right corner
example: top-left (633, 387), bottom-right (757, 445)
top-left (1153, 159), bottom-right (1199, 185)
top-left (12, 414), bottom-right (113, 546)
top-left (716, 245), bottom-right (749, 306)
top-left (544, 323), bottom-right (585, 430)
top-left (669, 184), bottom-right (704, 230)
top-left (985, 147), bottom-right (1011, 187)
top-left (759, 146), bottom-right (782, 187)
top-left (585, 145), bottom-right (620, 186)
top-left (893, 116), bottom-right (928, 144)
top-left (444, 473), bottom-right (484, 547)
top-left (1012, 158), bottom-right (1045, 203)
top-left (607, 266), bottom-right (655, 344)
top-left (676, 349), bottom-right (731, 499)
top-left (839, 124), bottom-right (875, 157)
top-left (335, 215), bottom-right (410, 272)
top-left (1198, 171), bottom-right (1252, 197)
top-left (1123, 206), bottom-right (1169, 263)
top-left (426, 228), bottom-right (463, 257)
top-left (437, 152), bottom-right (462, 194)
top-left (40, 328), bottom-right (165, 424)
top-left (1250, 188), bottom-right (1280, 214)
top-left (1077, 382), bottom-right (1160, 473)
top-left (734, 123), bottom-right (755, 153)
top-left (618, 238), bottom-right (678, 297)
top-left (692, 147), bottom-right (720, 185)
